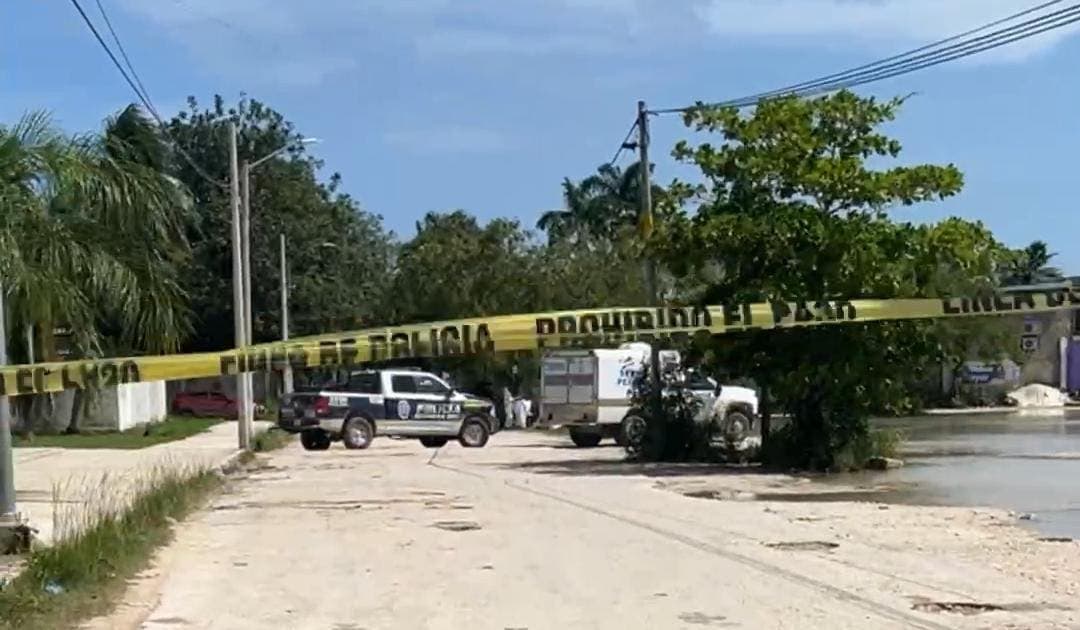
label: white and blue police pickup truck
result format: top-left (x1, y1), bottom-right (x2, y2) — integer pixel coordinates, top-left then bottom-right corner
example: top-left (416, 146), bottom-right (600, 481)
top-left (278, 369), bottom-right (498, 451)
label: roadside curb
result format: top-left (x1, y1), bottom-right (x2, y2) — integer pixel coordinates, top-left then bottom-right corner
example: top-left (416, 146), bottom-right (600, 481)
top-left (922, 406), bottom-right (1075, 416)
top-left (216, 449), bottom-right (250, 476)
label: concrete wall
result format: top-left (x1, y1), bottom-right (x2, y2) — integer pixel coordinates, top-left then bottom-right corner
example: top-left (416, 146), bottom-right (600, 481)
top-left (21, 381), bottom-right (168, 433)
top-left (1017, 311), bottom-right (1072, 386)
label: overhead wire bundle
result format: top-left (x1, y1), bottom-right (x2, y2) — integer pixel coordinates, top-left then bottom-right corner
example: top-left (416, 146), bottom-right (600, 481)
top-left (69, 0), bottom-right (225, 187)
top-left (606, 1), bottom-right (1079, 164)
top-left (653, 0), bottom-right (1080, 114)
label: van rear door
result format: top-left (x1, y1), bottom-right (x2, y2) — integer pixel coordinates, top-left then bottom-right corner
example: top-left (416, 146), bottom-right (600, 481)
top-left (541, 352), bottom-right (596, 406)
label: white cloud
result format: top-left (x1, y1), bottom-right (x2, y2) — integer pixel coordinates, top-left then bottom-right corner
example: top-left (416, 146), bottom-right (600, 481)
top-left (116, 0), bottom-right (650, 71)
top-left (696, 0), bottom-right (1080, 61)
top-left (383, 125), bottom-right (508, 155)
top-left (111, 0), bottom-right (1080, 91)
top-left (415, 28), bottom-right (624, 56)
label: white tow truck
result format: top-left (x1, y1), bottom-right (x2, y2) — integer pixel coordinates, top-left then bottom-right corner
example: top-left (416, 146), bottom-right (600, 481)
top-left (538, 342), bottom-right (759, 448)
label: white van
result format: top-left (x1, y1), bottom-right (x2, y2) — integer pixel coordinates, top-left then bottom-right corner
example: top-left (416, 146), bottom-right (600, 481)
top-left (538, 342), bottom-right (759, 448)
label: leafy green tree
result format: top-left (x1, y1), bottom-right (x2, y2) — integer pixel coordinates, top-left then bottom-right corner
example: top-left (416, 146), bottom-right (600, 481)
top-left (662, 91), bottom-right (1006, 470)
top-left (393, 209), bottom-right (649, 324)
top-left (389, 211), bottom-right (535, 323)
top-left (164, 96), bottom-right (394, 349)
top-left (388, 209), bottom-right (647, 408)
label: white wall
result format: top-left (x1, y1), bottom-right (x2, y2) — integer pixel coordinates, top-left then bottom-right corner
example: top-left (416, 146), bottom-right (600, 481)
top-left (114, 381), bottom-right (167, 431)
top-left (29, 382), bottom-right (168, 432)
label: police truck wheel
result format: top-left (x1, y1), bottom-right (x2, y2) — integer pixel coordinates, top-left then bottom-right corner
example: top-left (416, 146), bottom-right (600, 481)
top-left (458, 417), bottom-right (490, 448)
top-left (569, 428), bottom-right (602, 448)
top-left (419, 436), bottom-right (449, 448)
top-left (300, 430), bottom-right (331, 451)
top-left (342, 416), bottom-right (374, 450)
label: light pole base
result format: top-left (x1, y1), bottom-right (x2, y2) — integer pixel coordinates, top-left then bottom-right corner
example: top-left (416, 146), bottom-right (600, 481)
top-left (0, 512), bottom-right (35, 555)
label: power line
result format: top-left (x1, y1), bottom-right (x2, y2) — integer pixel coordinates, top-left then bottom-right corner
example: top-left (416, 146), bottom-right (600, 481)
top-left (790, 7), bottom-right (1080, 99)
top-left (93, 0), bottom-right (157, 120)
top-left (608, 119), bottom-right (639, 167)
top-left (651, 1), bottom-right (1080, 114)
top-left (68, 0), bottom-right (226, 189)
top-left (69, 0), bottom-right (156, 117)
top-left (748, 0), bottom-right (1065, 103)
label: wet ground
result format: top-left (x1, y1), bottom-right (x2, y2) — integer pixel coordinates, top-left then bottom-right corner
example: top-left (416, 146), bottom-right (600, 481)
top-left (867, 411), bottom-right (1080, 539)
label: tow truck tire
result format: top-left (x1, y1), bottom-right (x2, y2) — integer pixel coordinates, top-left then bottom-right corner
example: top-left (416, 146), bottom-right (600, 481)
top-left (342, 416), bottom-right (374, 450)
top-left (722, 410), bottom-right (751, 442)
top-left (458, 416), bottom-right (490, 448)
top-left (619, 413), bottom-right (647, 449)
top-left (419, 436), bottom-right (449, 448)
top-left (300, 430), bottom-right (331, 451)
top-left (568, 427), bottom-right (602, 448)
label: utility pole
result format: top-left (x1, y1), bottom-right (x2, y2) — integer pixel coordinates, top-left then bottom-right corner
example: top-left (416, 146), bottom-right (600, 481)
top-left (637, 100), bottom-right (657, 304)
top-left (241, 162), bottom-right (253, 347)
top-left (637, 100), bottom-right (663, 397)
top-left (280, 233), bottom-right (292, 394)
top-left (229, 123), bottom-right (251, 450)
top-left (0, 283), bottom-right (17, 526)
top-left (240, 161), bottom-right (255, 441)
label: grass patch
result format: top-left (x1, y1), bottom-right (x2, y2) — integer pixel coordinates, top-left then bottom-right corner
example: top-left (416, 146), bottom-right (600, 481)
top-left (13, 416), bottom-right (220, 449)
top-left (0, 465), bottom-right (223, 630)
top-left (761, 425), bottom-right (905, 472)
top-left (253, 426), bottom-right (293, 453)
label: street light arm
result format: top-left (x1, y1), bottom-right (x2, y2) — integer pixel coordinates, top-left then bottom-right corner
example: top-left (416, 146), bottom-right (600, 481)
top-left (249, 145), bottom-right (291, 170)
top-left (250, 137), bottom-right (321, 170)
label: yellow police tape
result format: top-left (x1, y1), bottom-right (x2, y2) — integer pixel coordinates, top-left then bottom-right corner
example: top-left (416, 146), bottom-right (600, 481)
top-left (2, 290), bottom-right (1077, 397)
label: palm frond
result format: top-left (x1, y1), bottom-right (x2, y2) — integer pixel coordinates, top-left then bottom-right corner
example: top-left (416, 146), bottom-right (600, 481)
top-left (0, 109), bottom-right (193, 360)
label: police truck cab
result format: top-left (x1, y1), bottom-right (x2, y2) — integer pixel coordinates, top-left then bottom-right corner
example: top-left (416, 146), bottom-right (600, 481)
top-left (279, 369), bottom-right (496, 451)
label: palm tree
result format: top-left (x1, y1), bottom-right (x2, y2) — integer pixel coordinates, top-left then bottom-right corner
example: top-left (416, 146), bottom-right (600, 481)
top-left (536, 179), bottom-right (591, 244)
top-left (1001, 241), bottom-right (1065, 286)
top-left (578, 162), bottom-right (642, 239)
top-left (537, 161), bottom-right (668, 244)
top-left (0, 107), bottom-right (192, 432)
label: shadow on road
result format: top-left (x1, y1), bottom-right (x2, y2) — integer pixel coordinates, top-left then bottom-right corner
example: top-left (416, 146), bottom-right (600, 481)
top-left (499, 457), bottom-right (767, 478)
top-left (497, 443), bottom-right (624, 450)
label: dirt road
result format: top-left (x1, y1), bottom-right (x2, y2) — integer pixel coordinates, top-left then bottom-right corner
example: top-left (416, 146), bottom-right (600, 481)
top-left (91, 431), bottom-right (1079, 630)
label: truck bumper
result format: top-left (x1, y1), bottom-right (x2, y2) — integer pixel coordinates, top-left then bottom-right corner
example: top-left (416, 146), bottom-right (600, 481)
top-left (277, 416), bottom-right (345, 435)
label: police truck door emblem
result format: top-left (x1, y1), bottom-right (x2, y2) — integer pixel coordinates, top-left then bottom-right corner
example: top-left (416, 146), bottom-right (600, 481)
top-left (397, 400), bottom-right (411, 419)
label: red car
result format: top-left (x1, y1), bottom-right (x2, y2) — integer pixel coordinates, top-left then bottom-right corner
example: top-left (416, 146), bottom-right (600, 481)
top-left (171, 390), bottom-right (238, 418)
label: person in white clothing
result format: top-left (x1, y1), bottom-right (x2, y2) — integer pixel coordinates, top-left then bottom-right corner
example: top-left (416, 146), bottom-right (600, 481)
top-left (511, 396), bottom-right (528, 429)
top-left (502, 387), bottom-right (514, 429)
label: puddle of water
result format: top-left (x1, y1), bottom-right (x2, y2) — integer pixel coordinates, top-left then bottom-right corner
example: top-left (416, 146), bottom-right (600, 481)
top-left (764, 540), bottom-right (839, 551)
top-left (678, 611), bottom-right (735, 627)
top-left (864, 413), bottom-right (1080, 538)
top-left (682, 489), bottom-right (755, 501)
top-left (912, 601), bottom-right (1003, 615)
top-left (755, 488), bottom-right (920, 504)
top-left (910, 598), bottom-right (1070, 615)
top-left (432, 520), bottom-right (481, 532)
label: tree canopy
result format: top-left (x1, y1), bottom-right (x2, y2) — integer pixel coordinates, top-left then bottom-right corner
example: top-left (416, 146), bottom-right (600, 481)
top-left (658, 91), bottom-right (1013, 469)
top-left (164, 96), bottom-right (394, 349)
top-left (0, 91), bottom-right (1044, 460)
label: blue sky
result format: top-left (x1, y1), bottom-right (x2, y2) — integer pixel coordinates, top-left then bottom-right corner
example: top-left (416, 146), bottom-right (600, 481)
top-left (4, 1), bottom-right (1079, 270)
